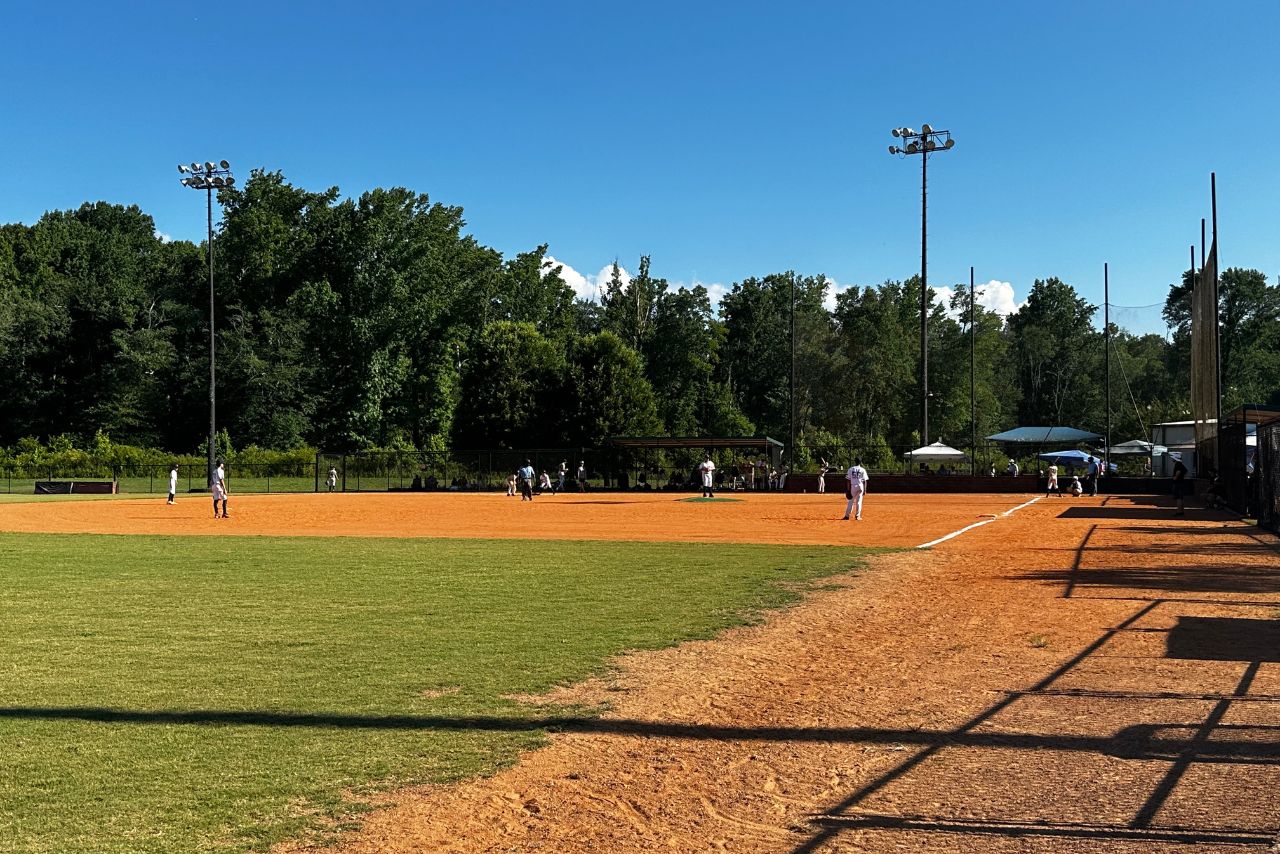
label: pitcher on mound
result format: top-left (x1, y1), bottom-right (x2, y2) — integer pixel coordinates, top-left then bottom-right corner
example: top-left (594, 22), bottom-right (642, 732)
top-left (699, 455), bottom-right (716, 498)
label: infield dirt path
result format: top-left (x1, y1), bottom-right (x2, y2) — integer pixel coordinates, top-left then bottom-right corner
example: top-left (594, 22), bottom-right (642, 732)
top-left (262, 494), bottom-right (1280, 853)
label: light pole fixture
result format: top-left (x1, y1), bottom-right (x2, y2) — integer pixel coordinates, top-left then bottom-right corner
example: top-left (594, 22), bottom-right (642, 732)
top-left (889, 124), bottom-right (955, 445)
top-left (177, 159), bottom-right (235, 486)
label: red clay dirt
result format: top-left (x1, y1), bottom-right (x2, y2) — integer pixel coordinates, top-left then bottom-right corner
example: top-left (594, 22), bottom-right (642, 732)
top-left (0, 491), bottom-right (1028, 548)
top-left (5, 491), bottom-right (1278, 852)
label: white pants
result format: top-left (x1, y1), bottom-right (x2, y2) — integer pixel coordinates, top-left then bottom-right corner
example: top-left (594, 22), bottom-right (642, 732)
top-left (817, 474), bottom-right (825, 494)
top-left (845, 489), bottom-right (864, 519)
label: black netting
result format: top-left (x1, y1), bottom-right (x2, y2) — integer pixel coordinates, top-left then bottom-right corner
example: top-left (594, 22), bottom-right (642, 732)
top-left (1219, 419), bottom-right (1249, 514)
top-left (1260, 422), bottom-right (1280, 535)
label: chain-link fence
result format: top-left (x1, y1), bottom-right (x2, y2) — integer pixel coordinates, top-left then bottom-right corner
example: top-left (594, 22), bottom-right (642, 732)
top-left (1, 440), bottom-right (1184, 496)
top-left (0, 462), bottom-right (320, 495)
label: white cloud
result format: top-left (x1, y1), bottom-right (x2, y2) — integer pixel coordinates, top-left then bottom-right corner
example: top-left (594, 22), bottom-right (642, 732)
top-left (155, 231), bottom-right (172, 243)
top-left (931, 279), bottom-right (1024, 320)
top-left (977, 280), bottom-right (1023, 315)
top-left (543, 256), bottom-right (630, 302)
top-left (823, 276), bottom-right (855, 312)
top-left (542, 261), bottom-right (1026, 324)
top-left (701, 281), bottom-right (730, 306)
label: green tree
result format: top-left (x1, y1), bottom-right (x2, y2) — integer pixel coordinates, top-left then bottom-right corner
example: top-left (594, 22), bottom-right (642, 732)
top-left (451, 322), bottom-right (565, 448)
top-left (1004, 278), bottom-right (1101, 428)
top-left (831, 279), bottom-right (921, 446)
top-left (565, 332), bottom-right (662, 447)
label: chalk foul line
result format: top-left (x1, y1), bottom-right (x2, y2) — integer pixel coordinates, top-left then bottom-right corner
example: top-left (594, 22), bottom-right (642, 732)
top-left (916, 496), bottom-right (1044, 549)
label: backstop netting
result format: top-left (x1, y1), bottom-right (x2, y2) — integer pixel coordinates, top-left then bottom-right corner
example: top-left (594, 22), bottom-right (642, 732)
top-left (1190, 242), bottom-right (1219, 476)
top-left (1219, 412), bottom-right (1249, 514)
top-left (1259, 419), bottom-right (1280, 535)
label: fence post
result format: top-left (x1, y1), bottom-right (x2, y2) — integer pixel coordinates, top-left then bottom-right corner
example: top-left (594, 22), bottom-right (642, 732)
top-left (267, 466), bottom-right (272, 494)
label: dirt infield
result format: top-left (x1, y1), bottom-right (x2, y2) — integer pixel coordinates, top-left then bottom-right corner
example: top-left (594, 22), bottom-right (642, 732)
top-left (258, 495), bottom-right (1280, 853)
top-left (5, 492), bottom-right (1277, 852)
top-left (0, 491), bottom-right (1030, 548)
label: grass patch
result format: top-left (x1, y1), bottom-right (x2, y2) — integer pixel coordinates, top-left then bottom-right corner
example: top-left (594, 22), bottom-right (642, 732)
top-left (1028, 634), bottom-right (1050, 648)
top-left (0, 532), bottom-right (884, 853)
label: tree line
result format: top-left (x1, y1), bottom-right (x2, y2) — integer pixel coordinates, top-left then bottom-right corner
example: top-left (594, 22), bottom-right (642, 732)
top-left (1, 170), bottom-right (1277, 465)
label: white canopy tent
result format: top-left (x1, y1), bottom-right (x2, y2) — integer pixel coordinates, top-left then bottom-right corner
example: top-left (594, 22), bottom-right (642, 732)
top-left (904, 440), bottom-right (969, 462)
top-left (1106, 439), bottom-right (1168, 456)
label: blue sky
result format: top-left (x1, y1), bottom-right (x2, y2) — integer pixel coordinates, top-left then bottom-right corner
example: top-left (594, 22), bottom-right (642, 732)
top-left (3, 1), bottom-right (1277, 328)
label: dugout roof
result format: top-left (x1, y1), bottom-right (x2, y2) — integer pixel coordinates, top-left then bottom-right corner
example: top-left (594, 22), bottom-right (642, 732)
top-left (610, 436), bottom-right (784, 450)
top-left (986, 426), bottom-right (1102, 444)
top-left (1223, 404), bottom-right (1280, 427)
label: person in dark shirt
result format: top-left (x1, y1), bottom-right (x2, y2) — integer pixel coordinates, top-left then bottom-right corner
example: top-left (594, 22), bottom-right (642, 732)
top-left (1171, 457), bottom-right (1189, 516)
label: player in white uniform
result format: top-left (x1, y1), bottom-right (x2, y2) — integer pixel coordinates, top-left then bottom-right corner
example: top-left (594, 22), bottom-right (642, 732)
top-left (167, 463), bottom-right (178, 505)
top-left (699, 455), bottom-right (716, 498)
top-left (843, 457), bottom-right (870, 521)
top-left (212, 460), bottom-right (229, 518)
top-left (1046, 464), bottom-right (1061, 498)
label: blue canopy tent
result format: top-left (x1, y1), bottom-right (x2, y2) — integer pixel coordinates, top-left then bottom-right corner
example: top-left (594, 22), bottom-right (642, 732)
top-left (1038, 449), bottom-right (1099, 467)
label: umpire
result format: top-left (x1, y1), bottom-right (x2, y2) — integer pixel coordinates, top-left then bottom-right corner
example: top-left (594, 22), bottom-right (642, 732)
top-left (518, 459), bottom-right (536, 501)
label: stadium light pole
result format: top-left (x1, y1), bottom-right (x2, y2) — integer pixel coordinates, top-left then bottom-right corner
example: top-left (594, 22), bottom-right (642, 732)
top-left (890, 125), bottom-right (955, 446)
top-left (177, 160), bottom-right (236, 486)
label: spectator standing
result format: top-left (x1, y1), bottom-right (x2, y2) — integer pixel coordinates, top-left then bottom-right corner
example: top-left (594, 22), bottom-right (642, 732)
top-left (577, 460), bottom-right (587, 492)
top-left (1172, 457), bottom-right (1189, 516)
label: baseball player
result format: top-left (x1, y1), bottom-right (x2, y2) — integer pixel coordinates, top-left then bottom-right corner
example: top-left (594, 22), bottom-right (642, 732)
top-left (212, 459), bottom-right (229, 518)
top-left (843, 456), bottom-right (869, 521)
top-left (167, 463), bottom-right (178, 505)
top-left (1046, 463), bottom-right (1061, 498)
top-left (699, 454), bottom-right (716, 498)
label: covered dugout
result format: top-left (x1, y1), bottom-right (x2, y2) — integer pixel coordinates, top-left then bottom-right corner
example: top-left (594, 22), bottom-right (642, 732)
top-left (1220, 404), bottom-right (1279, 520)
top-left (610, 436), bottom-right (784, 490)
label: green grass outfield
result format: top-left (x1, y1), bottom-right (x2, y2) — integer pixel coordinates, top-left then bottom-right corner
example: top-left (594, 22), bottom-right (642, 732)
top-left (0, 529), bottom-right (884, 853)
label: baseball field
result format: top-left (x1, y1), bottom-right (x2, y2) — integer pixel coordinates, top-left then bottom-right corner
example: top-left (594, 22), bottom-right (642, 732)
top-left (0, 490), bottom-right (1277, 853)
